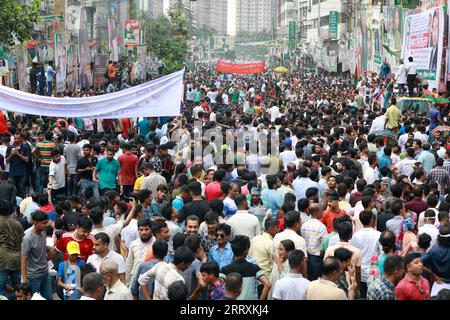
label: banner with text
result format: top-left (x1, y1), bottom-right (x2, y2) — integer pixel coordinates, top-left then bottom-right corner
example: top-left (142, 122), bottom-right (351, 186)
top-left (0, 69), bottom-right (184, 118)
top-left (402, 6), bottom-right (444, 90)
top-left (216, 60), bottom-right (265, 74)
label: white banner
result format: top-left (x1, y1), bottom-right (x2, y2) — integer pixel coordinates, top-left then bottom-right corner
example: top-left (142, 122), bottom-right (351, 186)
top-left (402, 6), bottom-right (444, 90)
top-left (0, 69), bottom-right (184, 119)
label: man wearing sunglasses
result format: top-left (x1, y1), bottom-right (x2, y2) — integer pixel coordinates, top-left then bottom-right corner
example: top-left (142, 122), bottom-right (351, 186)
top-left (209, 223), bottom-right (233, 270)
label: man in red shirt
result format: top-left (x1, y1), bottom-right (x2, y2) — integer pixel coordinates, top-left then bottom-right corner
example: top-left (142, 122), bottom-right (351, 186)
top-left (395, 252), bottom-right (431, 300)
top-left (56, 216), bottom-right (94, 262)
top-left (118, 143), bottom-right (139, 197)
top-left (120, 118), bottom-right (132, 138)
top-left (205, 169), bottom-right (225, 201)
top-left (321, 192), bottom-right (347, 233)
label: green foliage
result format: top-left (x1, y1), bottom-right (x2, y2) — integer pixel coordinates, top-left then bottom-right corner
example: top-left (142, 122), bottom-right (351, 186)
top-left (143, 11), bottom-right (189, 75)
top-left (0, 0), bottom-right (42, 46)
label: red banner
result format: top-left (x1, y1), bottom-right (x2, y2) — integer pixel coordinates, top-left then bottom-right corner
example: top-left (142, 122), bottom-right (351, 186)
top-left (216, 60), bottom-right (265, 74)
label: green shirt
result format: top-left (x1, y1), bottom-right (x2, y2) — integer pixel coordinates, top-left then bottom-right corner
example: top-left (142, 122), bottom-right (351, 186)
top-left (320, 231), bottom-right (337, 253)
top-left (95, 158), bottom-right (121, 190)
top-left (193, 91), bottom-right (201, 103)
top-left (231, 92), bottom-right (239, 104)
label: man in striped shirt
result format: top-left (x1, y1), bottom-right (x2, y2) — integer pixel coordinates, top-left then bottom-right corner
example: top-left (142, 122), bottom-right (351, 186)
top-left (301, 203), bottom-right (327, 281)
top-left (32, 131), bottom-right (56, 193)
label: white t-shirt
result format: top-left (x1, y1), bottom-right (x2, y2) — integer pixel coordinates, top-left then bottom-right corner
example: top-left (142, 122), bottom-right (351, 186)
top-left (193, 106), bottom-right (204, 119)
top-left (92, 221), bottom-right (124, 251)
top-left (279, 150), bottom-right (297, 169)
top-left (49, 156), bottom-right (66, 190)
top-left (0, 145), bottom-right (9, 172)
top-left (272, 274), bottom-right (310, 300)
top-left (207, 91), bottom-right (218, 104)
top-left (87, 250), bottom-right (127, 274)
top-left (269, 106), bottom-right (281, 122)
top-left (121, 219), bottom-right (138, 249)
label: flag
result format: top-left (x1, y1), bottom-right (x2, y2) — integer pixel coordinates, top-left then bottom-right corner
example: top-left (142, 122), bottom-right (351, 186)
top-left (382, 44), bottom-right (398, 57)
top-left (353, 64), bottom-right (359, 88)
top-left (423, 88), bottom-right (450, 106)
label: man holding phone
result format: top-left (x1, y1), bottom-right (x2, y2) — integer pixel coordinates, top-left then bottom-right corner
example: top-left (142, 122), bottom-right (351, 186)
top-left (6, 133), bottom-right (30, 198)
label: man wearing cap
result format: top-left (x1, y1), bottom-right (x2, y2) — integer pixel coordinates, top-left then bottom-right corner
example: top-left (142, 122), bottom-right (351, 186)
top-left (56, 241), bottom-right (85, 300)
top-left (418, 210), bottom-right (439, 249)
top-left (248, 187), bottom-right (269, 231)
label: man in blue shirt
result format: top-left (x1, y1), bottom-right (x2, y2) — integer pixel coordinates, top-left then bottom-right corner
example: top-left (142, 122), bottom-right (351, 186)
top-left (378, 147), bottom-right (393, 179)
top-left (137, 118), bottom-right (151, 138)
top-left (429, 104), bottom-right (442, 133)
top-left (209, 224), bottom-right (234, 270)
top-left (261, 175), bottom-right (283, 215)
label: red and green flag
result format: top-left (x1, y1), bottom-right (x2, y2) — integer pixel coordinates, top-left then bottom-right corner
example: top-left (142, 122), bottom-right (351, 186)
top-left (353, 64), bottom-right (359, 88)
top-left (423, 88), bottom-right (450, 106)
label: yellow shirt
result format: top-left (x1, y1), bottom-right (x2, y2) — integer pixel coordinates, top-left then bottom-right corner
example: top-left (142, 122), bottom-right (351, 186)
top-left (385, 105), bottom-right (401, 129)
top-left (134, 175), bottom-right (145, 192)
top-left (249, 232), bottom-right (274, 277)
top-left (306, 278), bottom-right (348, 300)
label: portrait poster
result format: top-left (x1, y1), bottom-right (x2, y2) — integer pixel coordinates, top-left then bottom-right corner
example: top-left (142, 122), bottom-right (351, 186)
top-left (402, 6), bottom-right (444, 90)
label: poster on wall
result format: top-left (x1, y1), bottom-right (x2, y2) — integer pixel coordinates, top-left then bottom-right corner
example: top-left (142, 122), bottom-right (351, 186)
top-left (123, 20), bottom-right (140, 46)
top-left (402, 6), bottom-right (444, 90)
top-left (54, 33), bottom-right (67, 93)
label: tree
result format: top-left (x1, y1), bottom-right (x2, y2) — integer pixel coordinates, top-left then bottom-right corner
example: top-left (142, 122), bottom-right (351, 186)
top-left (0, 0), bottom-right (41, 46)
top-left (143, 11), bottom-right (189, 75)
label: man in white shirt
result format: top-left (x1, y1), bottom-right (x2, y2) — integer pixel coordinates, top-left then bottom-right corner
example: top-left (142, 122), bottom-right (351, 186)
top-left (272, 250), bottom-right (310, 300)
top-left (100, 260), bottom-right (133, 300)
top-left (395, 59), bottom-right (407, 95)
top-left (90, 204), bottom-right (135, 251)
top-left (48, 150), bottom-right (67, 201)
top-left (349, 210), bottom-right (381, 298)
top-left (406, 56), bottom-right (417, 97)
top-left (227, 195), bottom-right (261, 240)
top-left (394, 148), bottom-right (416, 177)
top-left (363, 155), bottom-right (378, 185)
top-left (126, 218), bottom-right (156, 285)
top-left (279, 143), bottom-right (297, 170)
top-left (418, 210), bottom-right (440, 248)
top-left (87, 232), bottom-right (127, 282)
top-left (268, 105), bottom-right (281, 123)
top-left (273, 211), bottom-right (307, 257)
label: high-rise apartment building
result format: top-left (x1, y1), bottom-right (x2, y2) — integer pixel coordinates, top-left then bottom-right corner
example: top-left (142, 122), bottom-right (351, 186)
top-left (236, 0), bottom-right (272, 34)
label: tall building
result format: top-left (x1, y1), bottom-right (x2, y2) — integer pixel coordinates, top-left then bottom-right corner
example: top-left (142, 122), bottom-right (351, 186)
top-left (236, 0), bottom-right (272, 34)
top-left (191, 0), bottom-right (228, 35)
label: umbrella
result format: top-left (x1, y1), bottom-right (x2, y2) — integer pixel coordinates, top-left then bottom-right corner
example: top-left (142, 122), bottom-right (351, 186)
top-left (372, 130), bottom-right (398, 146)
top-left (274, 66), bottom-right (288, 73)
top-left (432, 126), bottom-right (450, 136)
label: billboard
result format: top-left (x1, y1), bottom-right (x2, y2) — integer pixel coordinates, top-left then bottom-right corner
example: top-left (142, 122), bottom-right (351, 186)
top-left (402, 6), bottom-right (445, 90)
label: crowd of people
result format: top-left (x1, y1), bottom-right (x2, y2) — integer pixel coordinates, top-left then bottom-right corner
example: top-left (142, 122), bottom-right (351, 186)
top-left (0, 59), bottom-right (450, 301)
